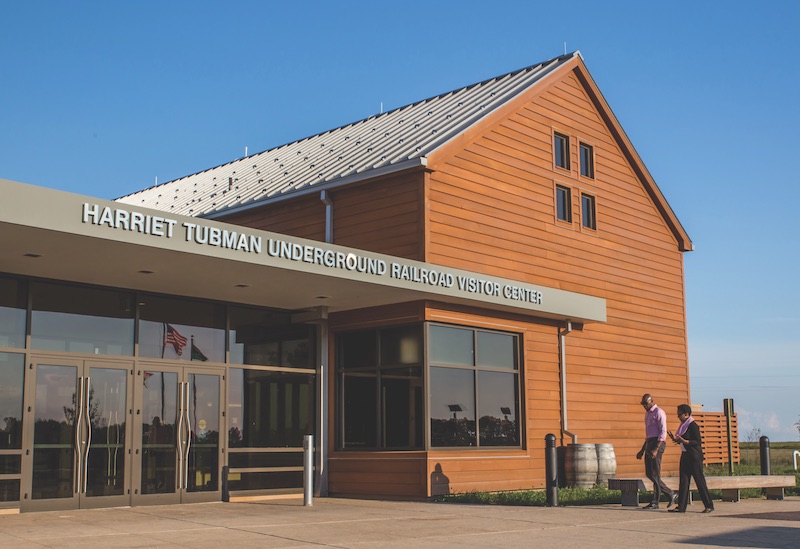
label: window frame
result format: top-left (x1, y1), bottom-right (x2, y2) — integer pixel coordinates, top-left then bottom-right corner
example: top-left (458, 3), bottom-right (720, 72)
top-left (427, 323), bottom-right (522, 450)
top-left (553, 131), bottom-right (571, 171)
top-left (579, 141), bottom-right (595, 180)
top-left (335, 324), bottom-right (424, 451)
top-left (555, 183), bottom-right (573, 224)
top-left (581, 192), bottom-right (597, 231)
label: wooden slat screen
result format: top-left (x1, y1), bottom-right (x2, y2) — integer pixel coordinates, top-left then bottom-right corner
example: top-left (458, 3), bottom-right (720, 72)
top-left (694, 412), bottom-right (739, 465)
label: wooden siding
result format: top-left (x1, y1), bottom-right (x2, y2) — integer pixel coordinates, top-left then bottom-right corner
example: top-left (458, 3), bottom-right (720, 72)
top-left (331, 170), bottom-right (425, 259)
top-left (426, 304), bottom-right (561, 496)
top-left (220, 193), bottom-right (326, 241)
top-left (328, 452), bottom-right (428, 498)
top-left (328, 302), bottom-right (563, 498)
top-left (426, 67), bottom-right (690, 480)
top-left (695, 412), bottom-right (740, 465)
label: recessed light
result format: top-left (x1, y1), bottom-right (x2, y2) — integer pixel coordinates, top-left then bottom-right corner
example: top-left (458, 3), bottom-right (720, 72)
top-left (23, 253), bottom-right (41, 258)
top-left (315, 295), bottom-right (331, 300)
top-left (235, 284), bottom-right (250, 288)
top-left (138, 270), bottom-right (156, 275)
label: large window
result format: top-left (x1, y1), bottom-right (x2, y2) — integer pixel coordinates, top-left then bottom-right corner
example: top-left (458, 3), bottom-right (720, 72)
top-left (227, 368), bottom-right (314, 491)
top-left (30, 282), bottom-right (135, 355)
top-left (336, 323), bottom-right (521, 451)
top-left (0, 277), bottom-right (26, 350)
top-left (429, 325), bottom-right (520, 448)
top-left (229, 306), bottom-right (314, 369)
top-left (138, 295), bottom-right (225, 362)
top-left (337, 325), bottom-right (423, 449)
top-left (0, 351), bottom-right (24, 502)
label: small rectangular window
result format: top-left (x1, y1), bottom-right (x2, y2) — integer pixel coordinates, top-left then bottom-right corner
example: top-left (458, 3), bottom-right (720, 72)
top-left (554, 132), bottom-right (570, 170)
top-left (556, 185), bottom-right (572, 222)
top-left (581, 193), bottom-right (596, 230)
top-left (579, 143), bottom-right (594, 178)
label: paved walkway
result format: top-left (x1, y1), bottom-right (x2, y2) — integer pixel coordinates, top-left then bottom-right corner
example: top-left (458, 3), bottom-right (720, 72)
top-left (1, 496), bottom-right (798, 548)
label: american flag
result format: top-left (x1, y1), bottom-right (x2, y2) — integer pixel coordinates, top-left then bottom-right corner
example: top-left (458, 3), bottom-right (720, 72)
top-left (164, 323), bottom-right (188, 355)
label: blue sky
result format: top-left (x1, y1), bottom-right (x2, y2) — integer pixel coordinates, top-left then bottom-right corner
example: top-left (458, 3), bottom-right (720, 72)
top-left (2, 1), bottom-right (798, 440)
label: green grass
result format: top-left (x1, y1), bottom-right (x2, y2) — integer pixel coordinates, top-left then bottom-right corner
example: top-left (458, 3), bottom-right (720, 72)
top-left (436, 453), bottom-right (800, 506)
top-left (434, 485), bottom-right (620, 506)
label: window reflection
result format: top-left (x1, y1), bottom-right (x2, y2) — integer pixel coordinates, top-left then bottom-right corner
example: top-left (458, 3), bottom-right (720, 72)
top-left (336, 325), bottom-right (423, 449)
top-left (429, 325), bottom-right (520, 448)
top-left (228, 369), bottom-right (314, 448)
top-left (429, 367), bottom-right (476, 447)
top-left (229, 307), bottom-right (315, 369)
top-left (138, 295), bottom-right (225, 362)
top-left (429, 325), bottom-right (473, 365)
top-left (30, 282), bottom-right (134, 355)
top-left (478, 371), bottom-right (519, 446)
top-left (0, 352), bottom-right (24, 450)
top-left (0, 277), bottom-right (26, 349)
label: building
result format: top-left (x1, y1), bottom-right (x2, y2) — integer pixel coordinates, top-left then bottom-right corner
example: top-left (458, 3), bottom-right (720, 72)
top-left (0, 51), bottom-right (692, 511)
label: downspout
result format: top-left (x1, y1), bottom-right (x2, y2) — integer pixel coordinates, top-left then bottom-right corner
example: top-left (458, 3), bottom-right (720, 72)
top-left (321, 190), bottom-right (333, 243)
top-left (559, 320), bottom-right (578, 444)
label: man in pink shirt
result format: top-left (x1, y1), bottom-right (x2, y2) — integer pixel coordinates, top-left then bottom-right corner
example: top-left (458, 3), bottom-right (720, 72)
top-left (636, 393), bottom-right (677, 509)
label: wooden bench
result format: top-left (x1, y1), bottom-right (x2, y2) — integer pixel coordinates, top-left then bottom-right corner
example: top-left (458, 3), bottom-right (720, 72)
top-left (608, 475), bottom-right (796, 507)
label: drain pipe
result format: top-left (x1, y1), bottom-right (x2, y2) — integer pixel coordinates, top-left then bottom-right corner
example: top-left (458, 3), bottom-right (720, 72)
top-left (559, 320), bottom-right (578, 445)
top-left (321, 190), bottom-right (333, 243)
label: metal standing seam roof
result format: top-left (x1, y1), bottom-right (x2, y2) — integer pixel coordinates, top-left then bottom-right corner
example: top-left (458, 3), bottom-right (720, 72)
top-left (116, 52), bottom-right (580, 218)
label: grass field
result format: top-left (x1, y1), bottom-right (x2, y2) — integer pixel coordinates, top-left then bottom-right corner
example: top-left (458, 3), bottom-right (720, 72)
top-left (739, 441), bottom-right (800, 470)
top-left (437, 442), bottom-right (800, 506)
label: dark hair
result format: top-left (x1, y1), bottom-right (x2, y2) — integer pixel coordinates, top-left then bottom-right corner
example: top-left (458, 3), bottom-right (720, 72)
top-left (677, 404), bottom-right (692, 416)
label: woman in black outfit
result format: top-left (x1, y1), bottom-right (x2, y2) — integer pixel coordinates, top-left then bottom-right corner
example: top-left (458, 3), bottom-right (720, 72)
top-left (667, 404), bottom-right (714, 513)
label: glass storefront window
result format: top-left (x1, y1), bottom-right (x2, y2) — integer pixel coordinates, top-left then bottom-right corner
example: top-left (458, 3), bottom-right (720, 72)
top-left (341, 372), bottom-right (377, 448)
top-left (229, 306), bottom-right (314, 368)
top-left (0, 352), bottom-right (24, 450)
top-left (429, 325), bottom-right (473, 366)
top-left (428, 325), bottom-right (520, 448)
top-left (30, 282), bottom-right (134, 355)
top-left (228, 369), bottom-right (314, 448)
top-left (0, 277), bottom-right (26, 349)
top-left (138, 295), bottom-right (225, 362)
top-left (336, 325), bottom-right (423, 450)
top-left (477, 371), bottom-right (519, 446)
top-left (477, 331), bottom-right (517, 370)
top-left (429, 366), bottom-right (476, 447)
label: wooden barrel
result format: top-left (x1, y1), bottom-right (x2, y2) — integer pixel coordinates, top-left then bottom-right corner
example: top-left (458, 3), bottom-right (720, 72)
top-left (565, 444), bottom-right (598, 488)
top-left (595, 443), bottom-right (617, 485)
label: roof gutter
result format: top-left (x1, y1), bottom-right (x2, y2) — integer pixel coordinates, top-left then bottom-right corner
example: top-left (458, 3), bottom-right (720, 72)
top-left (202, 157), bottom-right (428, 221)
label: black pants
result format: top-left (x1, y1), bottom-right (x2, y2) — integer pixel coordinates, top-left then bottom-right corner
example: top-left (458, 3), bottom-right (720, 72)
top-left (677, 452), bottom-right (713, 511)
top-left (644, 438), bottom-right (674, 502)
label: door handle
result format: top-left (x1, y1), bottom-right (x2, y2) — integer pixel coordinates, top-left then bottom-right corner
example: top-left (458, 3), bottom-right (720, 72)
top-left (83, 376), bottom-right (92, 494)
top-left (75, 376), bottom-right (84, 494)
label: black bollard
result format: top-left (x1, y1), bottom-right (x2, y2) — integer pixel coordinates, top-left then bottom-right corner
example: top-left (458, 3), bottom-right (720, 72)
top-left (759, 436), bottom-right (771, 476)
top-left (545, 434), bottom-right (559, 507)
top-left (222, 465), bottom-right (230, 502)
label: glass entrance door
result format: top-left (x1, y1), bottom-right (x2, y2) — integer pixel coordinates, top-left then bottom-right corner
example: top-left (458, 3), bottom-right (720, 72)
top-left (22, 359), bottom-right (132, 511)
top-left (132, 366), bottom-right (223, 505)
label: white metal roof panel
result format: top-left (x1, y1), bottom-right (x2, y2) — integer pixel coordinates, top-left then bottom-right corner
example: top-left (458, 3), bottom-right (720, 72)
top-left (116, 53), bottom-right (579, 217)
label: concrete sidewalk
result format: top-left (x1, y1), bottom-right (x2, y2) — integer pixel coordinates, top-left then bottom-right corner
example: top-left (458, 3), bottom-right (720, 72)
top-left (1, 496), bottom-right (798, 548)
